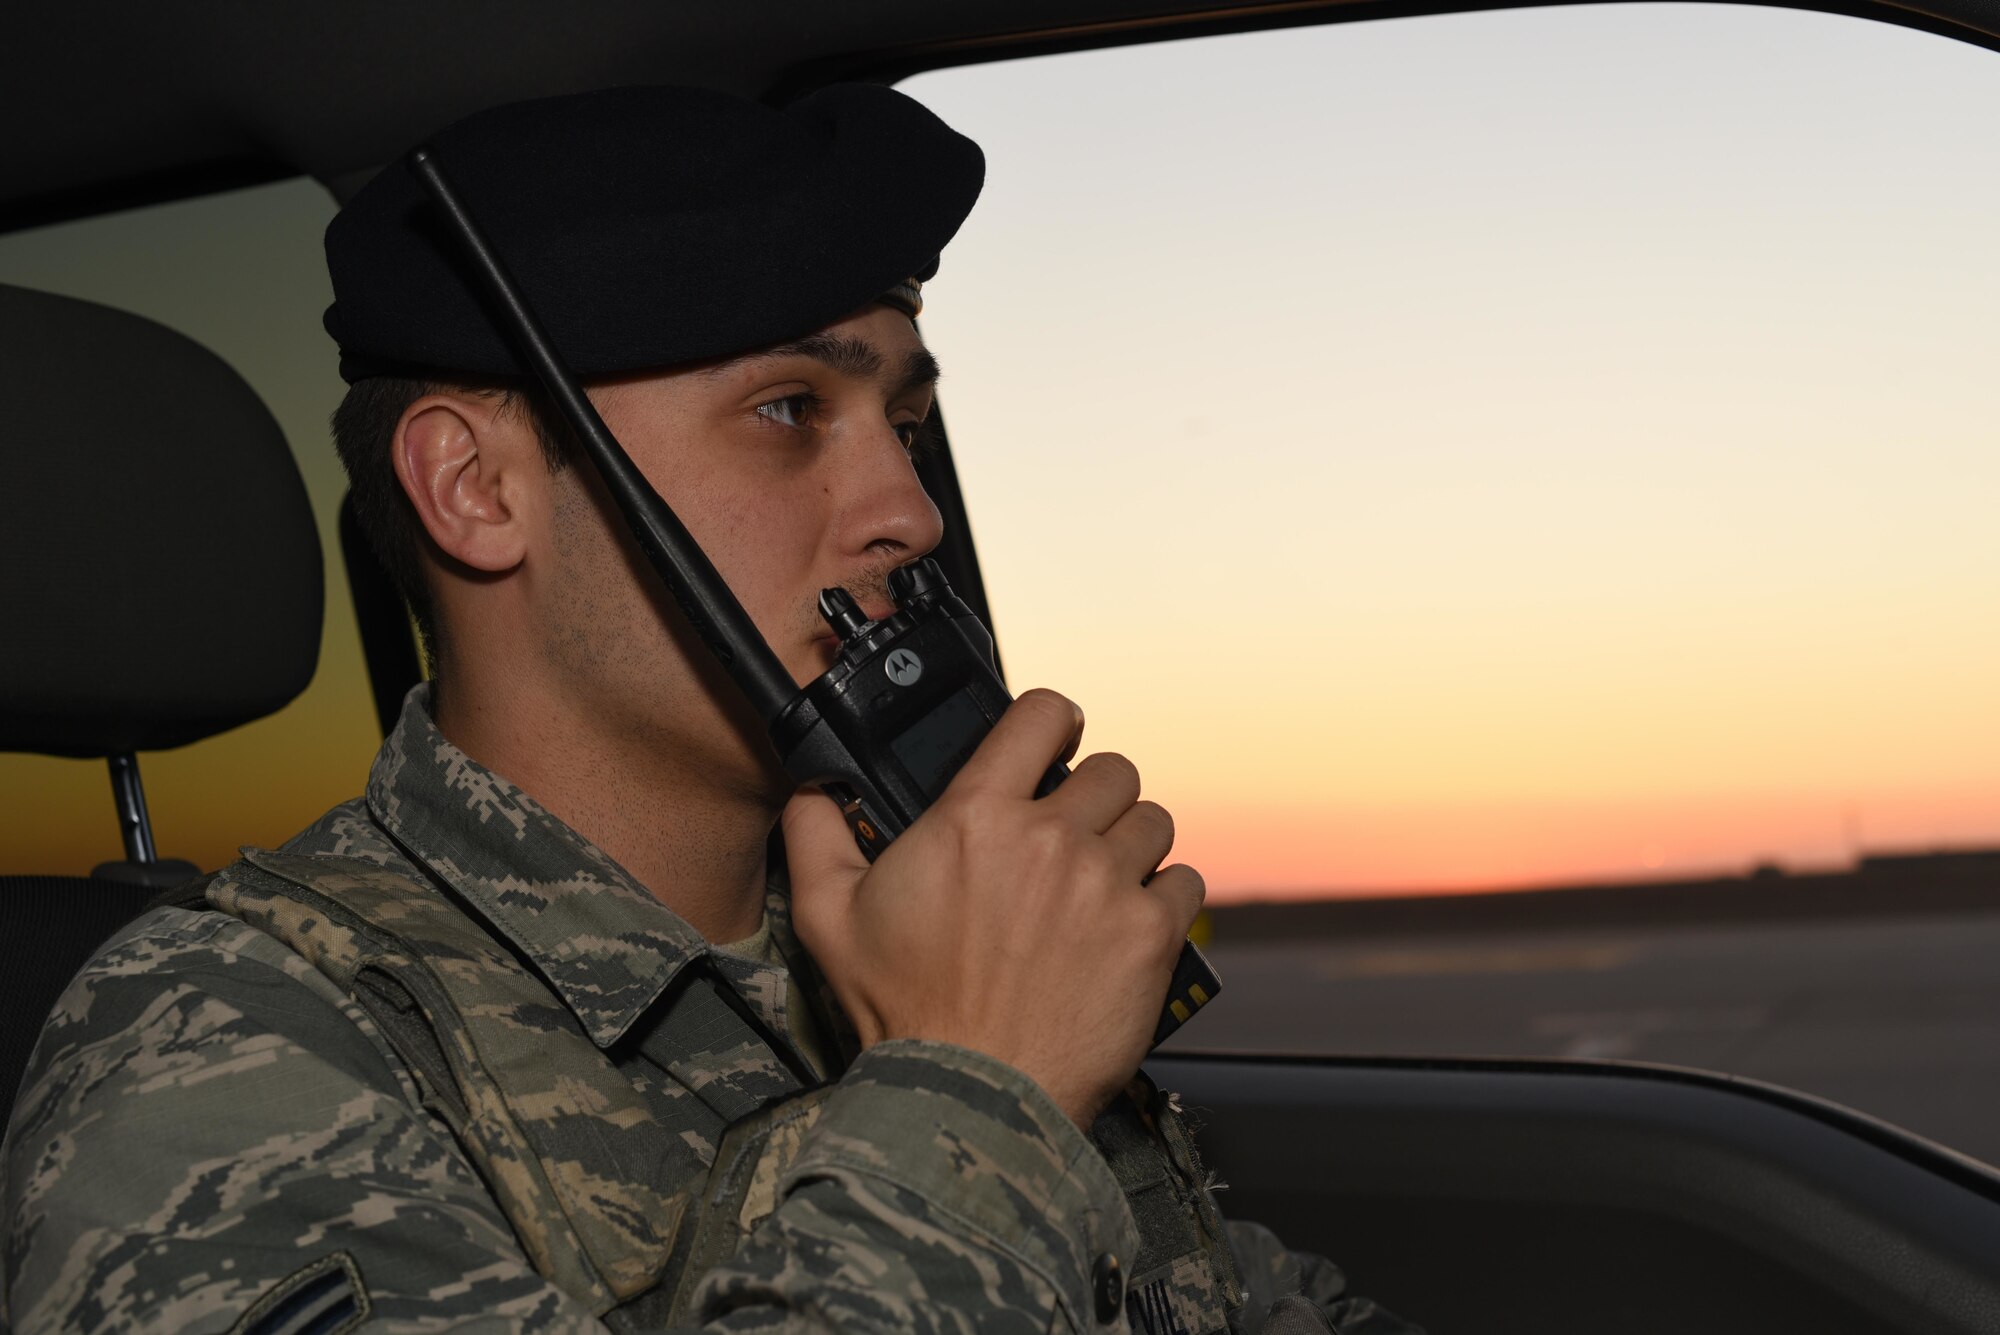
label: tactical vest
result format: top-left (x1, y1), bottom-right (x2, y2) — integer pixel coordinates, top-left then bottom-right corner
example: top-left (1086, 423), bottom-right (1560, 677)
top-left (179, 848), bottom-right (1243, 1333)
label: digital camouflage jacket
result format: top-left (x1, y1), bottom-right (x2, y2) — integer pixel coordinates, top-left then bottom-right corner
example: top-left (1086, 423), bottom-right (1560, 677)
top-left (1, 688), bottom-right (1419, 1335)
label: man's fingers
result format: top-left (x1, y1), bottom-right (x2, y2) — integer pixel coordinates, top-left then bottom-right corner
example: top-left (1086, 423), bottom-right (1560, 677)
top-left (1143, 863), bottom-right (1207, 942)
top-left (948, 689), bottom-right (1085, 799)
top-left (1051, 752), bottom-right (1142, 834)
top-left (1102, 799), bottom-right (1175, 877)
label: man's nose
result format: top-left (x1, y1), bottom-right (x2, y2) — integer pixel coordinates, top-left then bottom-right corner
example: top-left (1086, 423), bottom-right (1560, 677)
top-left (834, 422), bottom-right (944, 568)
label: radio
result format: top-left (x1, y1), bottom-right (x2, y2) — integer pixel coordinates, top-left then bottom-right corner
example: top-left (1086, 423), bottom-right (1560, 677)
top-left (409, 145), bottom-right (1219, 1047)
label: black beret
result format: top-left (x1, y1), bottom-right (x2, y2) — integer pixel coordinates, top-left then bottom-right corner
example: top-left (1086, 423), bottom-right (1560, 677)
top-left (324, 84), bottom-right (983, 383)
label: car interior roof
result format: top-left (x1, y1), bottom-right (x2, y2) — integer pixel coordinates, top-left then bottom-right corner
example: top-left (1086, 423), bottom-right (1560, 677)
top-left (7, 0), bottom-right (2000, 233)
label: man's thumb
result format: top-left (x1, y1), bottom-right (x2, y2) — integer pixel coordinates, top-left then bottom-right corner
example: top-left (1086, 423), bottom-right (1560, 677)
top-left (780, 786), bottom-right (868, 912)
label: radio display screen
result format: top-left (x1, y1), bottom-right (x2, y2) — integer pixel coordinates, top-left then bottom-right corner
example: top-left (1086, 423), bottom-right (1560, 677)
top-left (890, 689), bottom-right (988, 800)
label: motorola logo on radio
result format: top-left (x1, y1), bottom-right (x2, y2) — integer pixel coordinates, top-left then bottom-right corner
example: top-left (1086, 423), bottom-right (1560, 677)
top-left (885, 649), bottom-right (924, 686)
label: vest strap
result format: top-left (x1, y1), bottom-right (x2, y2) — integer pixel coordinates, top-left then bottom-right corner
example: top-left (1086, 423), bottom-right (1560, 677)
top-left (667, 1083), bottom-right (842, 1321)
top-left (220, 849), bottom-right (700, 1312)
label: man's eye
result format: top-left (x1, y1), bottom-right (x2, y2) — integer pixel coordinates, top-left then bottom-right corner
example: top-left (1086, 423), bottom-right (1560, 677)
top-left (757, 393), bottom-right (818, 429)
top-left (897, 419), bottom-right (938, 461)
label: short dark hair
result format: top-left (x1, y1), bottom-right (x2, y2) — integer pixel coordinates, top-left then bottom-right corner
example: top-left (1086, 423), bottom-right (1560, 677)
top-left (330, 376), bottom-right (575, 673)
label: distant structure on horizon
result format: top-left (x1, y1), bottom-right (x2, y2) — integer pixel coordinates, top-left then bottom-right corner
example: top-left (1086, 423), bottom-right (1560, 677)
top-left (1210, 845), bottom-right (2000, 940)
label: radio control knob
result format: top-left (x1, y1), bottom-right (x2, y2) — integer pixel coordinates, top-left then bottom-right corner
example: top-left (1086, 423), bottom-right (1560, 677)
top-left (887, 558), bottom-right (946, 606)
top-left (818, 587), bottom-right (873, 642)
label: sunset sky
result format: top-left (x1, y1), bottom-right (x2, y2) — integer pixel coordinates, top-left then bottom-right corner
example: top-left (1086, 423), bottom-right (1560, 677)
top-left (4, 3), bottom-right (1996, 899)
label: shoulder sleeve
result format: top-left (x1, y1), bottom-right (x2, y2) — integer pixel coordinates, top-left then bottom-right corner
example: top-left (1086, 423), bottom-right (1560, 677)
top-left (2, 905), bottom-right (603, 1334)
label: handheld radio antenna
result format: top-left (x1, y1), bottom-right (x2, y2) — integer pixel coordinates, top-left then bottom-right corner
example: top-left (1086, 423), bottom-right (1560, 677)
top-left (405, 145), bottom-right (798, 725)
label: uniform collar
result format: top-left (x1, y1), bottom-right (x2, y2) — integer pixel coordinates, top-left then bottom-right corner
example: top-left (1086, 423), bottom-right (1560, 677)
top-left (365, 684), bottom-right (710, 1048)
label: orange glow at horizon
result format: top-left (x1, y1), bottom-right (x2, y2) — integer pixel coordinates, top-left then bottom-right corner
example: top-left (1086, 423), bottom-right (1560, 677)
top-left (1162, 786), bottom-right (2000, 901)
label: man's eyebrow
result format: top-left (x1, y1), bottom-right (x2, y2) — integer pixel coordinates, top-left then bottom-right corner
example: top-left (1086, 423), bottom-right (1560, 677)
top-left (893, 346), bottom-right (943, 399)
top-left (710, 332), bottom-right (942, 396)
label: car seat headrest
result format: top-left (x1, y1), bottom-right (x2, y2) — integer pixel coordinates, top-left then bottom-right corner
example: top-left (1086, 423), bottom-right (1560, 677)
top-left (0, 283), bottom-right (323, 757)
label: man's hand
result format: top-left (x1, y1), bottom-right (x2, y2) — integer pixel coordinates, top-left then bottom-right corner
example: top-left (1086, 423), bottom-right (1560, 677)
top-left (783, 688), bottom-right (1205, 1128)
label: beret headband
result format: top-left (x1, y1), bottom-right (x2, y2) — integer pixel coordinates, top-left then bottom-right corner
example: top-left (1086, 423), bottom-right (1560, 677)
top-left (324, 83), bottom-right (984, 383)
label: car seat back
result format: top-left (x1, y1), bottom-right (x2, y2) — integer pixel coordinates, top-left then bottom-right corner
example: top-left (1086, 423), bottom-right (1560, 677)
top-left (0, 282), bottom-right (322, 1113)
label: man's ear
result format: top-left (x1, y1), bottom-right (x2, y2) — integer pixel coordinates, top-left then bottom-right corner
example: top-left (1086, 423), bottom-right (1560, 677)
top-left (392, 395), bottom-right (533, 574)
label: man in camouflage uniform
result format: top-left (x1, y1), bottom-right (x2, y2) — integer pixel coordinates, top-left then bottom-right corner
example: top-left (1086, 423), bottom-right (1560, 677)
top-left (1, 85), bottom-right (1419, 1335)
